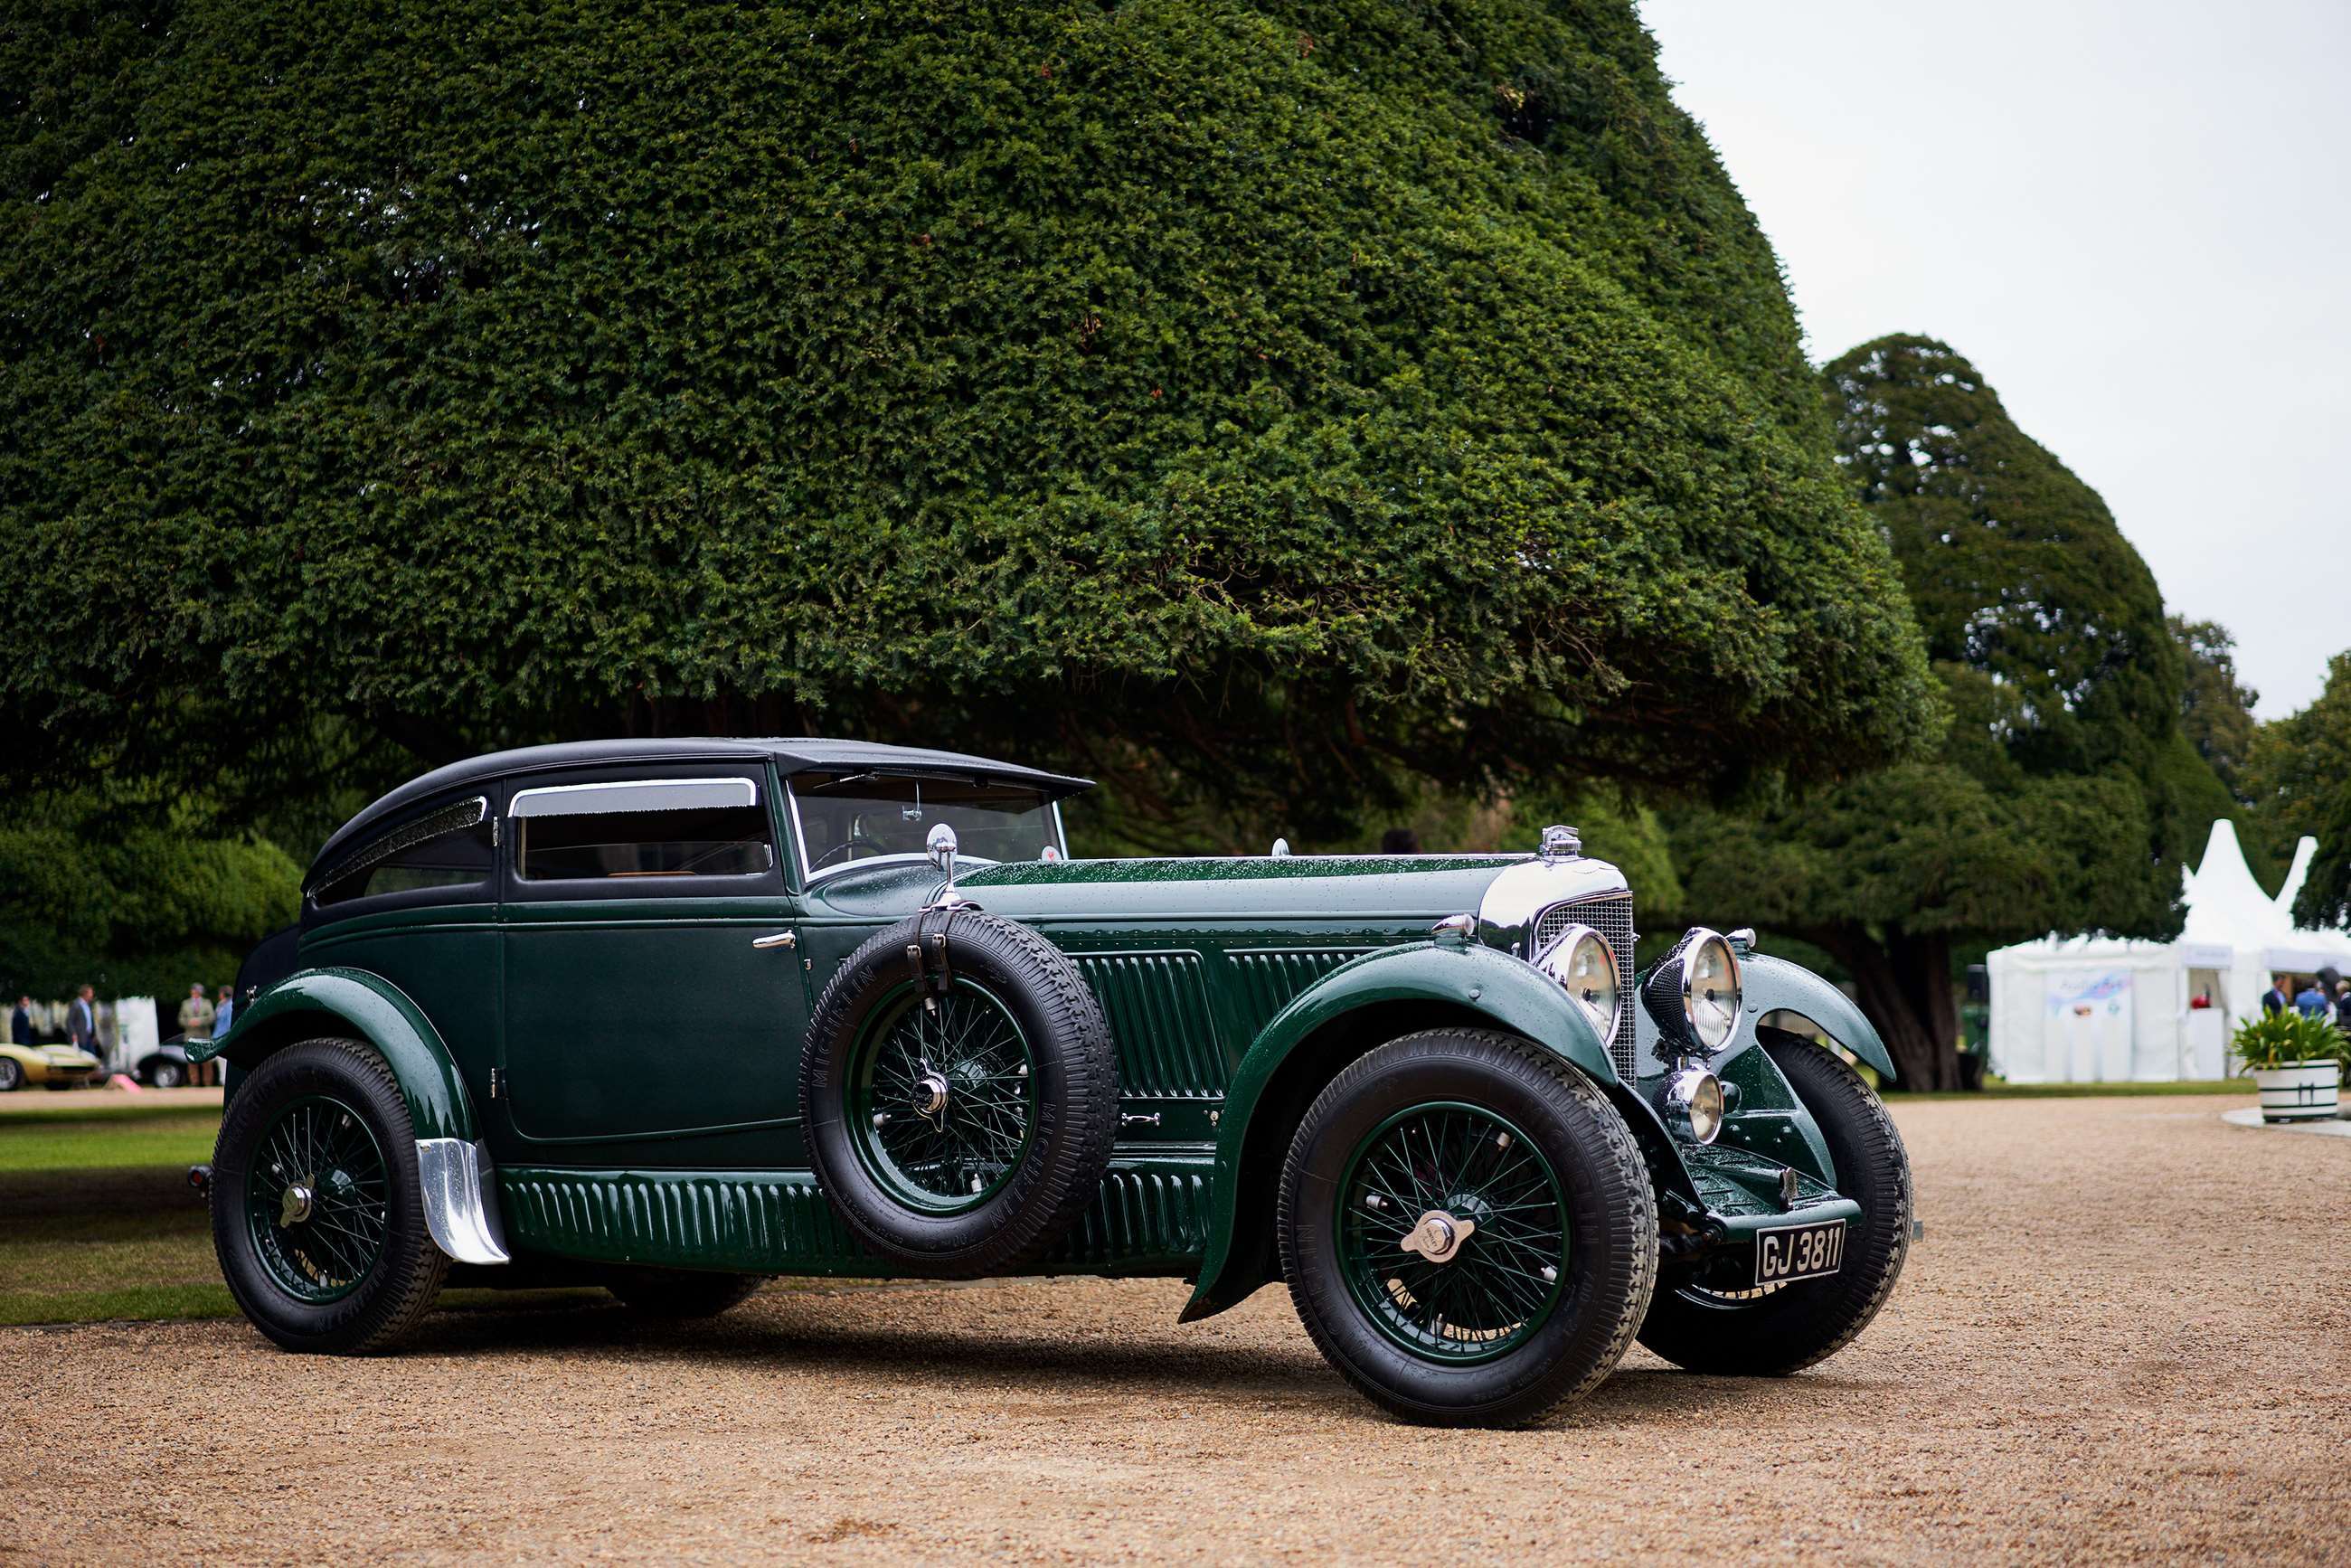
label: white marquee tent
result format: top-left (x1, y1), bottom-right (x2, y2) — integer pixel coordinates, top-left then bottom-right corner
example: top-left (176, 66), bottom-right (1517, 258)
top-left (1987, 822), bottom-right (2351, 1083)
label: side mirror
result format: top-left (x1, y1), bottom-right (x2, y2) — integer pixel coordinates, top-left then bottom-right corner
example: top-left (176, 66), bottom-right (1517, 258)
top-left (926, 821), bottom-right (958, 882)
top-left (925, 822), bottom-right (974, 911)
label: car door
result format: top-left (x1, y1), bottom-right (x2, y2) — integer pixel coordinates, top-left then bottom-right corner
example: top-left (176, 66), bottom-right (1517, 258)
top-left (497, 762), bottom-right (811, 1160)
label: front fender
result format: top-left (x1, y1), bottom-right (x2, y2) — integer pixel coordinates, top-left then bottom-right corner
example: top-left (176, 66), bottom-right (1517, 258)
top-left (1739, 952), bottom-right (1898, 1082)
top-left (193, 968), bottom-right (480, 1144)
top-left (1182, 940), bottom-right (1617, 1322)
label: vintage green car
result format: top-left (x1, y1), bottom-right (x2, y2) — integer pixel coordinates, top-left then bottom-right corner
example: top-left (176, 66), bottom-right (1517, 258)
top-left (193, 738), bottom-right (1910, 1426)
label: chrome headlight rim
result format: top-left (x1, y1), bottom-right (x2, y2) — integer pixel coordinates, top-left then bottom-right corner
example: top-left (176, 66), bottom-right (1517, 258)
top-left (1642, 925), bottom-right (1744, 1056)
top-left (1533, 921), bottom-right (1621, 1045)
top-left (1662, 1064), bottom-right (1725, 1146)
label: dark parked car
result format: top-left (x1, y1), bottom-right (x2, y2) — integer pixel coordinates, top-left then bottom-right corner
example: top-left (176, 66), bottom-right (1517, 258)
top-left (135, 1041), bottom-right (194, 1089)
top-left (192, 739), bottom-right (1911, 1426)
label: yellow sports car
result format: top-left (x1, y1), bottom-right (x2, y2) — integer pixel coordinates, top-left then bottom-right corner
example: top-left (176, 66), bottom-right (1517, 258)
top-left (0, 1040), bottom-right (105, 1091)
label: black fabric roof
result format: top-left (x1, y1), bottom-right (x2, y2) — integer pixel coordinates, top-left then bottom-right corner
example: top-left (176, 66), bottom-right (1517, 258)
top-left (310, 738), bottom-right (1092, 877)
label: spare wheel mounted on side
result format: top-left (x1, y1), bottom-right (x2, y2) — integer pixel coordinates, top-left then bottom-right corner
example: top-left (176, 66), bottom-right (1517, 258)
top-left (799, 908), bottom-right (1119, 1276)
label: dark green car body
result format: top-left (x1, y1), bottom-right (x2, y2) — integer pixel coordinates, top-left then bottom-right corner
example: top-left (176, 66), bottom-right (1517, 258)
top-left (197, 738), bottom-right (1891, 1326)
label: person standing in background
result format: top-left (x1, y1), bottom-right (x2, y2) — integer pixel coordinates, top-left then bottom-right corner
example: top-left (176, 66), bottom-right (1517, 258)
top-left (204, 983), bottom-right (236, 1086)
top-left (9, 996), bottom-right (31, 1046)
top-left (177, 983), bottom-right (214, 1042)
top-left (2336, 980), bottom-right (2351, 1036)
top-left (2261, 976), bottom-right (2290, 1015)
top-left (68, 985), bottom-right (99, 1057)
top-left (2293, 978), bottom-right (2331, 1019)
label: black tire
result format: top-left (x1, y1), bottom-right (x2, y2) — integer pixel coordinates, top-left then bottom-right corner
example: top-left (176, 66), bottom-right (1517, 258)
top-left (800, 910), bottom-right (1118, 1276)
top-left (210, 1037), bottom-right (449, 1353)
top-left (150, 1060), bottom-right (186, 1090)
top-left (1637, 1034), bottom-right (1912, 1374)
top-left (0, 1057), bottom-right (23, 1092)
top-left (604, 1269), bottom-right (766, 1318)
top-left (1279, 1029), bottom-right (1658, 1427)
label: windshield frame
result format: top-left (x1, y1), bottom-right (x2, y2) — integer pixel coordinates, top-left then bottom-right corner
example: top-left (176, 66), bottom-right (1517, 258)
top-left (783, 772), bottom-right (1070, 886)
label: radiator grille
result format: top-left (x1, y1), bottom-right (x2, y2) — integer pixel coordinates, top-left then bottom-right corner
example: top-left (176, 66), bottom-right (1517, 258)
top-left (1534, 893), bottom-right (1638, 1080)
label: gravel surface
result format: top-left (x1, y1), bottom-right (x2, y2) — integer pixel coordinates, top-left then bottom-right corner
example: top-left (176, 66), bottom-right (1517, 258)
top-left (4, 1093), bottom-right (2345, 1564)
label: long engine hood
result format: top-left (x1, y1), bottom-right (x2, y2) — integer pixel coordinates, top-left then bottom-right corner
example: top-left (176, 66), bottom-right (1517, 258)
top-left (950, 855), bottom-right (1522, 930)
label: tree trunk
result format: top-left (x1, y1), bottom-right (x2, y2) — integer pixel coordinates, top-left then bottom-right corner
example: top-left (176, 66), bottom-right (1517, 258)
top-left (1806, 925), bottom-right (1964, 1091)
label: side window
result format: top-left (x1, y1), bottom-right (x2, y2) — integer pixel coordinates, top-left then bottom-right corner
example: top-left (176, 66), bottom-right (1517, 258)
top-left (312, 797), bottom-right (496, 909)
top-left (509, 777), bottom-right (774, 883)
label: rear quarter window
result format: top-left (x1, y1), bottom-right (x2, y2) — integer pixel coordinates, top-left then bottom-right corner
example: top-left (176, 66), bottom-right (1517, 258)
top-left (311, 797), bottom-right (496, 910)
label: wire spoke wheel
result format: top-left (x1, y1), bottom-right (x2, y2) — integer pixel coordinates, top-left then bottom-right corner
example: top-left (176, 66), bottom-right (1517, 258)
top-left (845, 979), bottom-right (1037, 1215)
top-left (241, 1092), bottom-right (391, 1305)
top-left (1336, 1100), bottom-right (1569, 1365)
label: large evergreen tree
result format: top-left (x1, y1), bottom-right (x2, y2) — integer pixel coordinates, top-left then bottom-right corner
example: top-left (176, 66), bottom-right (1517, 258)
top-left (1672, 336), bottom-right (2240, 1088)
top-left (1, 0), bottom-right (1935, 852)
top-left (2244, 651), bottom-right (2351, 927)
top-left (0, 790), bottom-right (299, 1000)
top-left (2172, 616), bottom-right (2261, 804)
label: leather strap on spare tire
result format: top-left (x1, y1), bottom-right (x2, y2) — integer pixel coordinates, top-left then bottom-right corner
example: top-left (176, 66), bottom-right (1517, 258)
top-left (799, 908), bottom-right (1118, 1276)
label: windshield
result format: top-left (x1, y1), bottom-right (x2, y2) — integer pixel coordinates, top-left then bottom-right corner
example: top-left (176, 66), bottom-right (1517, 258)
top-left (788, 771), bottom-right (1064, 879)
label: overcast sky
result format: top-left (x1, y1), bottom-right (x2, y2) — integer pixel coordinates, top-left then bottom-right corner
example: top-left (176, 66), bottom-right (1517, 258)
top-left (1641, 0), bottom-right (2347, 717)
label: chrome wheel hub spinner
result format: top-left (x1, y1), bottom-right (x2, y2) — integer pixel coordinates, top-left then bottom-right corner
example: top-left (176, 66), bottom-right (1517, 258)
top-left (1397, 1209), bottom-right (1476, 1264)
top-left (278, 1178), bottom-right (316, 1227)
top-left (912, 1072), bottom-right (951, 1121)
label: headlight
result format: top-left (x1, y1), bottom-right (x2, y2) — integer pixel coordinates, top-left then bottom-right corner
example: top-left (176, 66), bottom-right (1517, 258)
top-left (1641, 926), bottom-right (1743, 1054)
top-left (1534, 922), bottom-right (1620, 1044)
top-left (1663, 1065), bottom-right (1725, 1145)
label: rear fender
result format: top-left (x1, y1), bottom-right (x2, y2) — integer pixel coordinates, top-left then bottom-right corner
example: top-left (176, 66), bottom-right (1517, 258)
top-left (191, 968), bottom-right (507, 1264)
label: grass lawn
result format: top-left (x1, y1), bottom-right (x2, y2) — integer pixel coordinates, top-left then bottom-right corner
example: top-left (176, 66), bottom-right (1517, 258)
top-left (0, 1100), bottom-right (611, 1328)
top-left (0, 1100), bottom-right (230, 1326)
top-left (0, 1110), bottom-right (224, 1174)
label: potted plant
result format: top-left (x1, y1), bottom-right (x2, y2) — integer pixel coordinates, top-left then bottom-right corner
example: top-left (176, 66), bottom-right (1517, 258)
top-left (2231, 1011), bottom-right (2344, 1123)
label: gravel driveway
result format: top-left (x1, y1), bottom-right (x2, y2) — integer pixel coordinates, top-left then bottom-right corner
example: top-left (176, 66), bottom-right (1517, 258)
top-left (4, 1094), bottom-right (2344, 1563)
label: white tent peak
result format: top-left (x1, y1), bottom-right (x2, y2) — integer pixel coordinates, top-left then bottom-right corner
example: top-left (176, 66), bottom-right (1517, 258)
top-left (2179, 818), bottom-right (2290, 949)
top-left (2277, 835), bottom-right (2318, 916)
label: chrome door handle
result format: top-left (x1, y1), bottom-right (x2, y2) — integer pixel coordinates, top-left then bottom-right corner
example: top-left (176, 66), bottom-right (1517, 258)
top-left (751, 931), bottom-right (798, 949)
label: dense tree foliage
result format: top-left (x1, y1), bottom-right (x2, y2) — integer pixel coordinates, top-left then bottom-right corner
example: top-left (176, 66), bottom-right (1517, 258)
top-left (2172, 616), bottom-right (2261, 804)
top-left (1672, 336), bottom-right (2243, 1088)
top-left (2244, 651), bottom-right (2351, 927)
top-left (1, 0), bottom-right (1935, 852)
top-left (0, 791), bottom-right (299, 1001)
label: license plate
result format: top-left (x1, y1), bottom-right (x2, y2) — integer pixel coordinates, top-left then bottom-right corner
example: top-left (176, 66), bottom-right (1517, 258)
top-left (1756, 1218), bottom-right (1846, 1286)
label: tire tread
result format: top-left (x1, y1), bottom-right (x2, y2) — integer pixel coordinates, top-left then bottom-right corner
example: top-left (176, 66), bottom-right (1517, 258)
top-left (211, 1036), bottom-right (448, 1354)
top-left (1279, 1028), bottom-right (1657, 1427)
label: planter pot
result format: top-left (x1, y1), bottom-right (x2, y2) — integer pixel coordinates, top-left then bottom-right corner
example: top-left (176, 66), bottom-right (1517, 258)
top-left (2250, 1060), bottom-right (2341, 1123)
